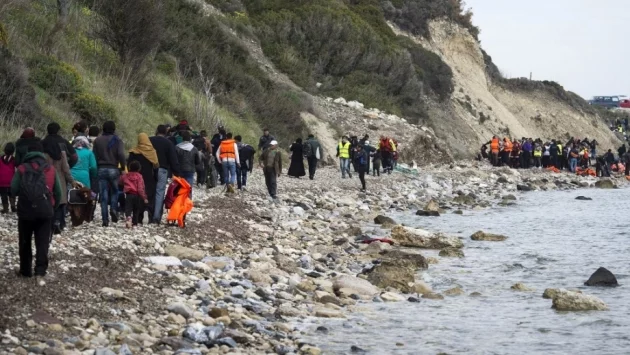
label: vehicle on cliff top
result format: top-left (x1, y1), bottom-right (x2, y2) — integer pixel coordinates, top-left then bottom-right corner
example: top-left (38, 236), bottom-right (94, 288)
top-left (589, 95), bottom-right (627, 109)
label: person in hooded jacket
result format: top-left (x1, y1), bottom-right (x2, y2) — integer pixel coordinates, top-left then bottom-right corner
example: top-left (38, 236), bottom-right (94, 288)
top-left (93, 121), bottom-right (126, 227)
top-left (235, 135), bottom-right (255, 190)
top-left (211, 127), bottom-right (227, 185)
top-left (128, 133), bottom-right (158, 223)
top-left (15, 128), bottom-right (41, 166)
top-left (176, 130), bottom-right (200, 196)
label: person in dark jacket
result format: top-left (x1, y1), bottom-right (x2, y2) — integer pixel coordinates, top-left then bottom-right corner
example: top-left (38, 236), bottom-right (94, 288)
top-left (303, 134), bottom-right (321, 180)
top-left (175, 130), bottom-right (200, 197)
top-left (288, 138), bottom-right (306, 178)
top-left (211, 127), bottom-right (227, 185)
top-left (235, 135), bottom-right (255, 190)
top-left (259, 140), bottom-right (282, 200)
top-left (12, 143), bottom-right (62, 277)
top-left (193, 130), bottom-right (212, 187)
top-left (15, 128), bottom-right (41, 166)
top-left (258, 128), bottom-right (276, 151)
top-left (353, 144), bottom-right (369, 192)
top-left (128, 133), bottom-right (158, 224)
top-left (41, 122), bottom-right (78, 168)
top-left (618, 144), bottom-right (626, 161)
top-left (150, 125), bottom-right (180, 223)
top-left (93, 121), bottom-right (126, 227)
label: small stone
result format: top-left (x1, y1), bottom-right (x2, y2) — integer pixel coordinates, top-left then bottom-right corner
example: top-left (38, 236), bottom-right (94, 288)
top-left (380, 292), bottom-right (405, 302)
top-left (209, 308), bottom-right (229, 319)
top-left (301, 345), bottom-right (322, 355)
top-left (443, 286), bottom-right (465, 296)
top-left (47, 323), bottom-right (64, 332)
top-left (167, 303), bottom-right (194, 319)
top-left (407, 296), bottom-right (421, 303)
top-left (511, 282), bottom-right (534, 292)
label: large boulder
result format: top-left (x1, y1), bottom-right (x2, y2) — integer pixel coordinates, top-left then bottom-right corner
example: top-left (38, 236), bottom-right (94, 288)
top-left (391, 226), bottom-right (463, 249)
top-left (333, 275), bottom-right (380, 297)
top-left (165, 245), bottom-right (206, 262)
top-left (470, 231), bottom-right (508, 241)
top-left (379, 249), bottom-right (428, 269)
top-left (584, 267), bottom-right (618, 287)
top-left (516, 184), bottom-right (532, 192)
top-left (594, 179), bottom-right (615, 189)
top-left (424, 200), bottom-right (440, 212)
top-left (374, 215), bottom-right (396, 226)
top-left (551, 289), bottom-right (608, 311)
top-left (366, 260), bottom-right (415, 293)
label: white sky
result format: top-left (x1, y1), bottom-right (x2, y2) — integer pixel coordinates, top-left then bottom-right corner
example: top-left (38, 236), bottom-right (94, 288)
top-left (465, 0), bottom-right (630, 99)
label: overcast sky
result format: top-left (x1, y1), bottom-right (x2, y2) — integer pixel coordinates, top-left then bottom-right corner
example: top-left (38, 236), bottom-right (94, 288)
top-left (465, 0), bottom-right (630, 99)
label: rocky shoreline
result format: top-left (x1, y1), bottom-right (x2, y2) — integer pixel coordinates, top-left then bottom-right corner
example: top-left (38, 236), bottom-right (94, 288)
top-left (0, 162), bottom-right (624, 355)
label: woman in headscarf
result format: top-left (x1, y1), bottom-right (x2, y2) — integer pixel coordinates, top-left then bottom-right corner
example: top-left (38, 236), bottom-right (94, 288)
top-left (128, 133), bottom-right (158, 224)
top-left (288, 138), bottom-right (306, 178)
top-left (15, 128), bottom-right (40, 166)
top-left (70, 136), bottom-right (97, 188)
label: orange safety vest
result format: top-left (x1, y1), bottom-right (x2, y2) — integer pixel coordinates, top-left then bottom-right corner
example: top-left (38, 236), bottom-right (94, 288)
top-left (504, 139), bottom-right (513, 152)
top-left (219, 139), bottom-right (236, 160)
top-left (490, 138), bottom-right (500, 153)
top-left (166, 176), bottom-right (193, 228)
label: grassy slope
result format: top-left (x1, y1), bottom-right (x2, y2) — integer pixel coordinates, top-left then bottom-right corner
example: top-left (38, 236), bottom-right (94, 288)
top-left (0, 0), bottom-right (259, 147)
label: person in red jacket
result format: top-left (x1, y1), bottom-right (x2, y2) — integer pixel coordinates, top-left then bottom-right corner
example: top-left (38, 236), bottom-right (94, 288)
top-left (0, 142), bottom-right (16, 213)
top-left (121, 160), bottom-right (148, 228)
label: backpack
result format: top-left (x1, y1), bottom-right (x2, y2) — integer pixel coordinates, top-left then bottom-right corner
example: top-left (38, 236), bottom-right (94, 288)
top-left (303, 141), bottom-right (313, 158)
top-left (381, 139), bottom-right (392, 151)
top-left (164, 180), bottom-right (181, 210)
top-left (18, 162), bottom-right (54, 220)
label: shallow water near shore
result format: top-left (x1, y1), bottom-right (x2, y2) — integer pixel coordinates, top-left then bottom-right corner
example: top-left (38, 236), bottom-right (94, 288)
top-left (300, 188), bottom-right (630, 354)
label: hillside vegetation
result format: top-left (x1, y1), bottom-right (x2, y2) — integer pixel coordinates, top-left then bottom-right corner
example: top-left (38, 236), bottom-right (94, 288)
top-left (0, 0), bottom-right (618, 158)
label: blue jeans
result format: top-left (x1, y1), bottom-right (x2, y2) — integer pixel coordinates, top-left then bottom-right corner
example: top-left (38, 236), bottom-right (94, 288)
top-left (569, 158), bottom-right (578, 172)
top-left (339, 158), bottom-right (351, 178)
top-left (153, 168), bottom-right (169, 223)
top-left (222, 161), bottom-right (237, 186)
top-left (236, 165), bottom-right (248, 189)
top-left (98, 168), bottom-right (120, 223)
top-left (181, 171), bottom-right (195, 198)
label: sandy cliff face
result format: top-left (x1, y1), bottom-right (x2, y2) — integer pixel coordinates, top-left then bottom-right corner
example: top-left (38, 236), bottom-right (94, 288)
top-left (391, 20), bottom-right (621, 155)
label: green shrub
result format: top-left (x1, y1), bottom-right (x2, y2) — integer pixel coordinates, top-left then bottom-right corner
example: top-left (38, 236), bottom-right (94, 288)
top-left (0, 47), bottom-right (42, 124)
top-left (72, 93), bottom-right (116, 124)
top-left (28, 55), bottom-right (83, 100)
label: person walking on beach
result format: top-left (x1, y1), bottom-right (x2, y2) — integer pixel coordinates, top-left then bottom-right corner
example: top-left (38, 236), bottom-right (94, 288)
top-left (303, 134), bottom-right (321, 180)
top-left (354, 144), bottom-right (369, 192)
top-left (128, 133), bottom-right (158, 223)
top-left (235, 135), bottom-right (255, 190)
top-left (150, 125), bottom-right (180, 224)
top-left (93, 121), bottom-right (126, 227)
top-left (337, 136), bottom-right (352, 178)
top-left (12, 142), bottom-right (61, 278)
top-left (121, 161), bottom-right (148, 228)
top-left (0, 143), bottom-right (16, 214)
top-left (259, 140), bottom-right (282, 200)
top-left (176, 130), bottom-right (201, 196)
top-left (288, 138), bottom-right (306, 178)
top-left (216, 132), bottom-right (240, 193)
top-left (258, 128), bottom-right (275, 151)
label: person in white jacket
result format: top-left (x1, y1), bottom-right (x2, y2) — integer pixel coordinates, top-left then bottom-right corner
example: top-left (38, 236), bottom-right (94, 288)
top-left (215, 132), bottom-right (240, 193)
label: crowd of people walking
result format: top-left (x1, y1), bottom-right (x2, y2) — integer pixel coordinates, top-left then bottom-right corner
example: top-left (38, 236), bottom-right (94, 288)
top-left (480, 136), bottom-right (630, 177)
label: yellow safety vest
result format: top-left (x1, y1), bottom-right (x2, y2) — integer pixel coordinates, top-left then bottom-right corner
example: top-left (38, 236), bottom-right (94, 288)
top-left (533, 150), bottom-right (542, 157)
top-left (557, 144), bottom-right (563, 156)
top-left (338, 142), bottom-right (351, 159)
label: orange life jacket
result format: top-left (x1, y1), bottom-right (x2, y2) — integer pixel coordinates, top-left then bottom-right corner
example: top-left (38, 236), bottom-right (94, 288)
top-left (166, 176), bottom-right (193, 228)
top-left (504, 139), bottom-right (513, 152)
top-left (490, 138), bottom-right (500, 153)
top-left (219, 139), bottom-right (236, 160)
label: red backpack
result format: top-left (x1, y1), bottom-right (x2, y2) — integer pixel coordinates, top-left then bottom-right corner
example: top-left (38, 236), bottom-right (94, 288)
top-left (380, 138), bottom-right (392, 152)
top-left (164, 180), bottom-right (181, 210)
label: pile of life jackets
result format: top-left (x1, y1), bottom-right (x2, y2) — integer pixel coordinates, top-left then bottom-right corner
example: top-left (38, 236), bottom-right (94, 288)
top-left (611, 163), bottom-right (626, 173)
top-left (576, 167), bottom-right (596, 177)
top-left (166, 176), bottom-right (193, 228)
top-left (546, 166), bottom-right (561, 173)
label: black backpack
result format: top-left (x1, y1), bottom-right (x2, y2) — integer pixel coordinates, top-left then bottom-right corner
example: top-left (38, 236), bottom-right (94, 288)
top-left (303, 141), bottom-right (313, 157)
top-left (18, 162), bottom-right (54, 220)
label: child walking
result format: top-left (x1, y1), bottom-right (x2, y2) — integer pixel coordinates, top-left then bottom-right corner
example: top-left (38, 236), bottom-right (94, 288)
top-left (0, 143), bottom-right (16, 213)
top-left (121, 161), bottom-right (147, 228)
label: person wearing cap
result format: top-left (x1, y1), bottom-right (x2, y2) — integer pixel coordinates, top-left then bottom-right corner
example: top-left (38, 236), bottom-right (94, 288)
top-left (259, 140), bottom-right (282, 200)
top-left (336, 136), bottom-right (352, 179)
top-left (258, 128), bottom-right (276, 151)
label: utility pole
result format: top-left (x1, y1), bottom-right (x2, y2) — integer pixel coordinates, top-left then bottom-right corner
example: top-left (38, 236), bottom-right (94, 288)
top-left (529, 72), bottom-right (532, 81)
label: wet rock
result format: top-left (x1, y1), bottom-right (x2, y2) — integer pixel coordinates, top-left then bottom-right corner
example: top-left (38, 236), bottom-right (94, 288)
top-left (511, 283), bottom-right (534, 292)
top-left (165, 245), bottom-right (205, 261)
top-left (416, 210), bottom-right (440, 217)
top-left (380, 249), bottom-right (428, 269)
top-left (380, 292), bottom-right (406, 302)
top-left (502, 194), bottom-right (517, 201)
top-left (301, 345), bottom-right (323, 355)
top-left (366, 260), bottom-right (415, 293)
top-left (470, 231), bottom-right (508, 241)
top-left (453, 194), bottom-right (476, 205)
top-left (315, 326), bottom-right (329, 334)
top-left (333, 275), bottom-right (380, 297)
top-left (413, 281), bottom-right (432, 295)
top-left (315, 308), bottom-right (345, 318)
top-left (453, 210), bottom-right (464, 215)
top-left (408, 296), bottom-right (421, 302)
top-left (469, 292), bottom-right (482, 297)
top-left (575, 196), bottom-right (592, 201)
top-left (426, 257), bottom-right (439, 264)
top-left (351, 345), bottom-right (367, 353)
top-left (391, 226), bottom-right (463, 249)
top-left (594, 179), bottom-right (615, 189)
top-left (443, 286), bottom-right (465, 296)
top-left (167, 303), bottom-right (194, 319)
top-left (424, 199), bottom-right (440, 212)
top-left (551, 289), bottom-right (608, 311)
top-left (374, 215), bottom-right (396, 226)
top-left (421, 292), bottom-right (444, 300)
top-left (517, 184), bottom-right (532, 192)
top-left (584, 267), bottom-right (618, 287)
top-left (439, 247), bottom-right (465, 258)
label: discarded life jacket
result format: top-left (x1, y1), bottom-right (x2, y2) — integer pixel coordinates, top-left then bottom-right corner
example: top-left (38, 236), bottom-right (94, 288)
top-left (166, 176), bottom-right (193, 227)
top-left (546, 166), bottom-right (560, 173)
